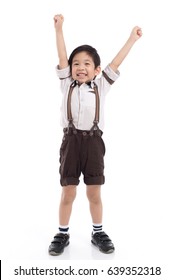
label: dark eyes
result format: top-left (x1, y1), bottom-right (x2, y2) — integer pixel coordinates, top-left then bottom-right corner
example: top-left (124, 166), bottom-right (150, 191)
top-left (73, 62), bottom-right (91, 66)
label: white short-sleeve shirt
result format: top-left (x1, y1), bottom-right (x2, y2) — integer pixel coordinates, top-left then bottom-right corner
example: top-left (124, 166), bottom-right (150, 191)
top-left (56, 65), bottom-right (120, 131)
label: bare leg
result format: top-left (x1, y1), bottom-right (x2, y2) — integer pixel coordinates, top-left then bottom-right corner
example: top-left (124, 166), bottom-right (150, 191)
top-left (59, 185), bottom-right (77, 225)
top-left (87, 185), bottom-right (114, 253)
top-left (86, 185), bottom-right (102, 224)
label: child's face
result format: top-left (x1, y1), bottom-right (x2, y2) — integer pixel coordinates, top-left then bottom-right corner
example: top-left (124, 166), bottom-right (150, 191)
top-left (71, 51), bottom-right (101, 84)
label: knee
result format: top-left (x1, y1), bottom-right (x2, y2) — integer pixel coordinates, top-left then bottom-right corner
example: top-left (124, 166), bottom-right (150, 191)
top-left (61, 188), bottom-right (76, 205)
top-left (87, 192), bottom-right (101, 204)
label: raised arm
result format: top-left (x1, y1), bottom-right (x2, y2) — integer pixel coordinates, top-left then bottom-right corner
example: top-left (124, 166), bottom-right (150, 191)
top-left (54, 14), bottom-right (68, 69)
top-left (109, 26), bottom-right (142, 72)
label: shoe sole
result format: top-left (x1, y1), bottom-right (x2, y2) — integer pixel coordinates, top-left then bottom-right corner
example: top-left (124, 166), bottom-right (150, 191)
top-left (48, 241), bottom-right (69, 256)
top-left (91, 240), bottom-right (115, 254)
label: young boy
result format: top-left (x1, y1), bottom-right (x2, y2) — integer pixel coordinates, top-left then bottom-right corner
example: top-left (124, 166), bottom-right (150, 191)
top-left (48, 14), bottom-right (142, 256)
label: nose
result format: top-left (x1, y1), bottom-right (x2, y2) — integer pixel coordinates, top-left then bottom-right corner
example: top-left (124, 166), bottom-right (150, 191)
top-left (78, 64), bottom-right (85, 70)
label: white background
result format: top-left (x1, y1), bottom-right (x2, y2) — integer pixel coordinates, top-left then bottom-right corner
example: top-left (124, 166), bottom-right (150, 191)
top-left (0, 0), bottom-right (174, 278)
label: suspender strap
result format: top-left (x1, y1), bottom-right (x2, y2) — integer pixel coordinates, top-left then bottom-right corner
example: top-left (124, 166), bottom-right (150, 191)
top-left (67, 81), bottom-right (100, 129)
top-left (66, 81), bottom-right (77, 133)
top-left (93, 83), bottom-right (100, 124)
top-left (67, 81), bottom-right (76, 122)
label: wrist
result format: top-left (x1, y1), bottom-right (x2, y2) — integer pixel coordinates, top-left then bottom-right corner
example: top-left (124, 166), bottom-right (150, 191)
top-left (127, 36), bottom-right (136, 47)
top-left (55, 26), bottom-right (63, 33)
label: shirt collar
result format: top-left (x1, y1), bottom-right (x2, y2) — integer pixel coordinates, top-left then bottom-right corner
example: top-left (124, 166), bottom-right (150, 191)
top-left (73, 80), bottom-right (95, 89)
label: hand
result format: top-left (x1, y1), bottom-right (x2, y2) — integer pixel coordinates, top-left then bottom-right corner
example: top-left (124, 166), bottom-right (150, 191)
top-left (130, 26), bottom-right (143, 41)
top-left (53, 14), bottom-right (64, 30)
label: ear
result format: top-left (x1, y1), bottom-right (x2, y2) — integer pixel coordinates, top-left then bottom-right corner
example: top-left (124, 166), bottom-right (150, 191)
top-left (94, 66), bottom-right (101, 76)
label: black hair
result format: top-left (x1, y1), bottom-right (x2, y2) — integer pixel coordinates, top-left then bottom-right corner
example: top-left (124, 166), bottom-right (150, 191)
top-left (68, 45), bottom-right (101, 72)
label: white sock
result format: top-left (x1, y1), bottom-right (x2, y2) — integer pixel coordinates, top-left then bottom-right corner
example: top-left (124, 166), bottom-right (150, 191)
top-left (59, 225), bottom-right (69, 234)
top-left (93, 223), bottom-right (103, 234)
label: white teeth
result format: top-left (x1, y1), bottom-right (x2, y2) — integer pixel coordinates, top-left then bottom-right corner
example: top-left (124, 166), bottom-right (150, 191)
top-left (77, 75), bottom-right (85, 77)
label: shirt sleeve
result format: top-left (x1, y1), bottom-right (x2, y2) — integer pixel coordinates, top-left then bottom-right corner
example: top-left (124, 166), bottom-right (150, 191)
top-left (102, 65), bottom-right (120, 84)
top-left (55, 65), bottom-right (72, 94)
top-left (94, 64), bottom-right (120, 98)
top-left (55, 65), bottom-right (71, 80)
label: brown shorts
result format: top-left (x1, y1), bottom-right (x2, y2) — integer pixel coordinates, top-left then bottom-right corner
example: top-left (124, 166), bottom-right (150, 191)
top-left (59, 128), bottom-right (106, 186)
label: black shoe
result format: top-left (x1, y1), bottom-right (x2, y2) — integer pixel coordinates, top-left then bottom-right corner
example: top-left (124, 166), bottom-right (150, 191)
top-left (48, 233), bottom-right (70, 256)
top-left (91, 231), bottom-right (115, 254)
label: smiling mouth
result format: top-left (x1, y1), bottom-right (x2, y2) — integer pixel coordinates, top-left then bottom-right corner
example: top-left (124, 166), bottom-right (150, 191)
top-left (77, 73), bottom-right (87, 77)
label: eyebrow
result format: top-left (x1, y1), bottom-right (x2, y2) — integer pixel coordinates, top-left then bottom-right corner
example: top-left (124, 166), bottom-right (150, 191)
top-left (73, 59), bottom-right (92, 63)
